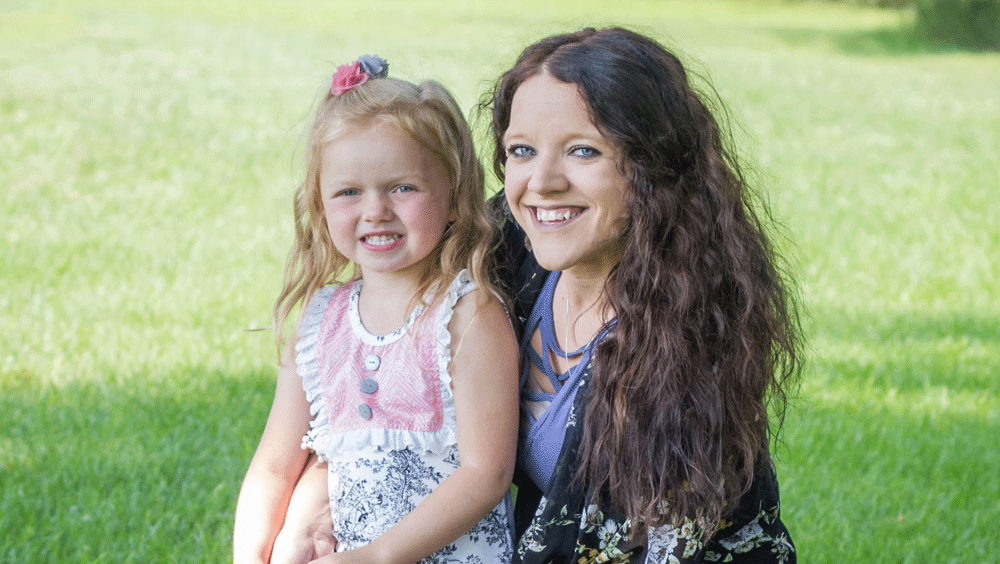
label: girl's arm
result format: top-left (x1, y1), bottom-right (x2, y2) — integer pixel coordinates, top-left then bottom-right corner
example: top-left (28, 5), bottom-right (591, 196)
top-left (271, 453), bottom-right (337, 564)
top-left (234, 335), bottom-right (314, 564)
top-left (314, 291), bottom-right (519, 564)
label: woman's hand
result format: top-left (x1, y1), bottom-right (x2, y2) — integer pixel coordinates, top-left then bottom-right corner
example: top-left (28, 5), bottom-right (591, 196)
top-left (271, 512), bottom-right (337, 564)
top-left (307, 545), bottom-right (378, 564)
top-left (271, 454), bottom-right (337, 564)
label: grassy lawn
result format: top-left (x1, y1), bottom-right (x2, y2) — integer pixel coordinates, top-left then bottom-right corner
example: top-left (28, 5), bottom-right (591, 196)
top-left (2, 0), bottom-right (998, 561)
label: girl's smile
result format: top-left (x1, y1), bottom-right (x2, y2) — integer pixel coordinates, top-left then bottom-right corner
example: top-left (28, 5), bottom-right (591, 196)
top-left (359, 231), bottom-right (404, 250)
top-left (319, 119), bottom-right (454, 285)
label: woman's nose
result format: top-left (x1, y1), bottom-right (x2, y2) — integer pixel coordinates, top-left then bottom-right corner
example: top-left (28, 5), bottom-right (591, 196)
top-left (526, 152), bottom-right (569, 194)
top-left (361, 192), bottom-right (393, 222)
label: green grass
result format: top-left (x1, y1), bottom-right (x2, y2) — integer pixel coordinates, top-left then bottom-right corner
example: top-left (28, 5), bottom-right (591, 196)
top-left (2, 0), bottom-right (998, 562)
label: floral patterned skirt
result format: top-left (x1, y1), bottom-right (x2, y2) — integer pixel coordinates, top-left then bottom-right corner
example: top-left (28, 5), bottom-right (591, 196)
top-left (326, 445), bottom-right (514, 563)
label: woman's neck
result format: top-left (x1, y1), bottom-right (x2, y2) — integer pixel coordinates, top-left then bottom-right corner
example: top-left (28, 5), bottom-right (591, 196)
top-left (551, 267), bottom-right (614, 353)
top-left (557, 263), bottom-right (613, 311)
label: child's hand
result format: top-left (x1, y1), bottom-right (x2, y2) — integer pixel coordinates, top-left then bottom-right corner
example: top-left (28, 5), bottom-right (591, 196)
top-left (270, 533), bottom-right (313, 564)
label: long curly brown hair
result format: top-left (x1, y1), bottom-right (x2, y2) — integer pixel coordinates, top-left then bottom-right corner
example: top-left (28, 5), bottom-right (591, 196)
top-left (487, 27), bottom-right (803, 533)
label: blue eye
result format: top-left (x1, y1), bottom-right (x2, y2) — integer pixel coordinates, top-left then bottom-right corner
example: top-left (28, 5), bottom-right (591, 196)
top-left (335, 188), bottom-right (360, 197)
top-left (506, 145), bottom-right (534, 158)
top-left (394, 185), bottom-right (417, 193)
top-left (571, 146), bottom-right (600, 158)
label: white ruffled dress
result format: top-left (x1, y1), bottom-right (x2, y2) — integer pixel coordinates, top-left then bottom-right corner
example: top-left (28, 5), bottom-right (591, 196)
top-left (296, 271), bottom-right (513, 562)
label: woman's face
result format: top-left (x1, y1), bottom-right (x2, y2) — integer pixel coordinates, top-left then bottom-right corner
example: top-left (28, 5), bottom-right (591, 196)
top-left (502, 72), bottom-right (628, 277)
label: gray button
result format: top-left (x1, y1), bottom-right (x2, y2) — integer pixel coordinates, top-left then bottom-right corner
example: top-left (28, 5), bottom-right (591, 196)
top-left (358, 404), bottom-right (372, 420)
top-left (364, 354), bottom-right (380, 371)
top-left (361, 378), bottom-right (378, 394)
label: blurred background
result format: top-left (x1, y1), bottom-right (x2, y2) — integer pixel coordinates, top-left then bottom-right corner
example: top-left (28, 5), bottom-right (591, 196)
top-left (2, 0), bottom-right (997, 561)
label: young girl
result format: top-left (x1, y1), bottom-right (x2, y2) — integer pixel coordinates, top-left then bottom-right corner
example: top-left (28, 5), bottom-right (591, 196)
top-left (233, 55), bottom-right (518, 564)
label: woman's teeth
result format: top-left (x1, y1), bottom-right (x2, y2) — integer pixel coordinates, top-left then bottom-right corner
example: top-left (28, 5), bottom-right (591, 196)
top-left (535, 208), bottom-right (580, 222)
top-left (363, 234), bottom-right (400, 246)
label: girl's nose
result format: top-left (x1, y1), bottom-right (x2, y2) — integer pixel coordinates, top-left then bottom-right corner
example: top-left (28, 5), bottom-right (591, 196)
top-left (526, 152), bottom-right (569, 195)
top-left (361, 192), bottom-right (393, 222)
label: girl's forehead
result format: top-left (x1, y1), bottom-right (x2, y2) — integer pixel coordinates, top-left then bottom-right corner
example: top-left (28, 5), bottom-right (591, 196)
top-left (323, 114), bottom-right (395, 142)
top-left (319, 121), bottom-right (449, 182)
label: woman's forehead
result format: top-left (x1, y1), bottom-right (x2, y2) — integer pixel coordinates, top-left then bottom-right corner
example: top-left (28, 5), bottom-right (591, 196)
top-left (505, 74), bottom-right (599, 138)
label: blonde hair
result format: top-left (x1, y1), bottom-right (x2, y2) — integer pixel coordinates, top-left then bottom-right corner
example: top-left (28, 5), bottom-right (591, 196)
top-left (273, 75), bottom-right (498, 350)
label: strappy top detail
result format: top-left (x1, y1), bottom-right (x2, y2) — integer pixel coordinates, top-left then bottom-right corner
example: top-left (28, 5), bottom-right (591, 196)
top-left (527, 273), bottom-right (597, 393)
top-left (518, 271), bottom-right (610, 491)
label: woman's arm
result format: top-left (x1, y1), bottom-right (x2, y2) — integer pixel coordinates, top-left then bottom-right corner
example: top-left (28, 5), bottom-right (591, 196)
top-left (270, 453), bottom-right (336, 564)
top-left (234, 336), bottom-right (313, 564)
top-left (312, 291), bottom-right (519, 564)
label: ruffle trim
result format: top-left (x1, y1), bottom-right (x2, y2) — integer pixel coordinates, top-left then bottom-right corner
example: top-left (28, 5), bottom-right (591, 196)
top-left (297, 271), bottom-right (475, 461)
top-left (296, 285), bottom-right (336, 461)
top-left (427, 269), bottom-right (476, 454)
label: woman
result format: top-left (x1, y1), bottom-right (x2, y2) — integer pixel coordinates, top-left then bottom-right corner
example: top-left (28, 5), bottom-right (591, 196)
top-left (265, 27), bottom-right (802, 564)
top-left (487, 27), bottom-right (801, 563)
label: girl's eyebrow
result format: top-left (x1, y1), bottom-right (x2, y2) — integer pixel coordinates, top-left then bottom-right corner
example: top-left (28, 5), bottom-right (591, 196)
top-left (383, 170), bottom-right (428, 184)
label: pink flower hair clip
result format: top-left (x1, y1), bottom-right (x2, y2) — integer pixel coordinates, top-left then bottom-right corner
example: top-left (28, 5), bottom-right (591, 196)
top-left (331, 54), bottom-right (389, 96)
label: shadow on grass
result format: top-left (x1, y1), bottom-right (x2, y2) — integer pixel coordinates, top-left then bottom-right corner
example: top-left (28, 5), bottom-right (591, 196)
top-left (807, 307), bottom-right (1000, 394)
top-left (782, 397), bottom-right (1000, 562)
top-left (815, 308), bottom-right (1000, 344)
top-left (784, 306), bottom-right (999, 560)
top-left (1, 368), bottom-right (273, 562)
top-left (768, 24), bottom-right (981, 56)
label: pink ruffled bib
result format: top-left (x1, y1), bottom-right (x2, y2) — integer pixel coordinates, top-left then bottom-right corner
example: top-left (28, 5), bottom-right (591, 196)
top-left (297, 271), bottom-right (474, 459)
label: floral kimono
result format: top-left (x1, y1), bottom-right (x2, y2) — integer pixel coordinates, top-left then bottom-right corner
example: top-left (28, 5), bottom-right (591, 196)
top-left (510, 375), bottom-right (794, 564)
top-left (494, 203), bottom-right (796, 564)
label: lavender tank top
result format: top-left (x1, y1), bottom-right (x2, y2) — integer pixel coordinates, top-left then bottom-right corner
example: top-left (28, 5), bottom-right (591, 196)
top-left (517, 271), bottom-right (599, 491)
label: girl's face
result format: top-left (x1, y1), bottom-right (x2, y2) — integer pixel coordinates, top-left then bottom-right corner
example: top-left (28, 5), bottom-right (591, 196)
top-left (502, 72), bottom-right (628, 277)
top-left (320, 119), bottom-right (454, 284)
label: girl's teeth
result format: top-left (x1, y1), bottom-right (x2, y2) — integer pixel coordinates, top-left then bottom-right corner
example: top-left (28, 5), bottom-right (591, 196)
top-left (536, 208), bottom-right (577, 222)
top-left (364, 235), bottom-right (400, 246)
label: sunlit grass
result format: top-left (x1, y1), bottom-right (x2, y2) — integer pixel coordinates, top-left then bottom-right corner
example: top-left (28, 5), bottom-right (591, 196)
top-left (2, 1), bottom-right (998, 562)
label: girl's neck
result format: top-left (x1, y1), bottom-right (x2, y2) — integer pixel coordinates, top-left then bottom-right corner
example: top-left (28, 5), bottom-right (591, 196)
top-left (355, 270), bottom-right (425, 335)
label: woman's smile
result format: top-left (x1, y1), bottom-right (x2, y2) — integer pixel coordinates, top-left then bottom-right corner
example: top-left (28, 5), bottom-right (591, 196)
top-left (502, 72), bottom-right (628, 276)
top-left (531, 206), bottom-right (586, 227)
